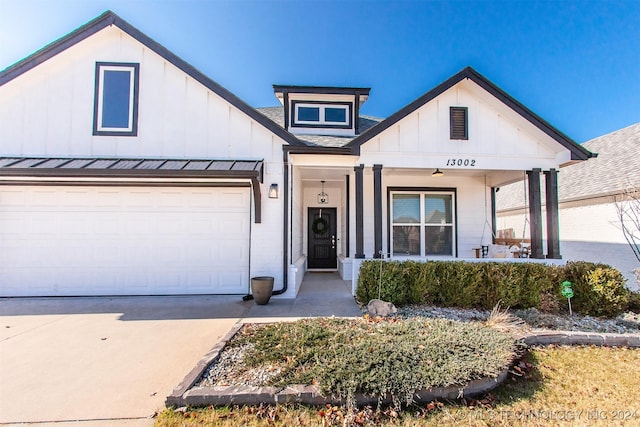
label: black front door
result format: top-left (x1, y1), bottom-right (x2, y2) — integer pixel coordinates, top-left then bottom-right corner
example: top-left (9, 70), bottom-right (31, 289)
top-left (308, 207), bottom-right (337, 269)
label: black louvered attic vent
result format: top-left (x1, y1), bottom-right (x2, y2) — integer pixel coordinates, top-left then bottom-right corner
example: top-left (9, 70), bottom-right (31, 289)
top-left (450, 106), bottom-right (468, 140)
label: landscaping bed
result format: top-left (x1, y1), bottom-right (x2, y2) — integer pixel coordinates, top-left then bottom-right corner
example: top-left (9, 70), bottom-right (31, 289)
top-left (357, 260), bottom-right (638, 318)
top-left (169, 317), bottom-right (520, 410)
top-left (395, 305), bottom-right (640, 334)
top-left (157, 345), bottom-right (640, 426)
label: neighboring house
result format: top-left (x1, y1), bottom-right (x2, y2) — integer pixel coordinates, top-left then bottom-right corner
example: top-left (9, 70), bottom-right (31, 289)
top-left (0, 11), bottom-right (594, 297)
top-left (496, 123), bottom-right (640, 290)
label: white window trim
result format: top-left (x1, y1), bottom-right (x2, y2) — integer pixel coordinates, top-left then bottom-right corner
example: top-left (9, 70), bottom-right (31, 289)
top-left (390, 191), bottom-right (456, 257)
top-left (293, 103), bottom-right (350, 126)
top-left (96, 64), bottom-right (137, 133)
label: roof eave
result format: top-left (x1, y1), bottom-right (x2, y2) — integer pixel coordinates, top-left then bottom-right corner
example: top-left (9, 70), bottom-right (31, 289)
top-left (273, 85), bottom-right (371, 95)
top-left (0, 11), bottom-right (305, 147)
top-left (0, 11), bottom-right (115, 85)
top-left (347, 66), bottom-right (595, 161)
top-left (284, 145), bottom-right (355, 155)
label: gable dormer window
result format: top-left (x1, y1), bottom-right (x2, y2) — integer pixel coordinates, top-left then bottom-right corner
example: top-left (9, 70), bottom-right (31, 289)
top-left (293, 102), bottom-right (351, 128)
top-left (273, 85), bottom-right (370, 137)
top-left (93, 62), bottom-right (139, 136)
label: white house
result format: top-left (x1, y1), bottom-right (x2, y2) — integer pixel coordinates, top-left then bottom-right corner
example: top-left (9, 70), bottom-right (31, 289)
top-left (496, 123), bottom-right (640, 290)
top-left (0, 11), bottom-right (594, 297)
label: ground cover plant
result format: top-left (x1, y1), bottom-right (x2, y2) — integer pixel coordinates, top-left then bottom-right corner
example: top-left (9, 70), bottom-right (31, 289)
top-left (240, 317), bottom-right (515, 406)
top-left (200, 317), bottom-right (519, 410)
top-left (157, 345), bottom-right (640, 426)
top-left (356, 260), bottom-right (634, 317)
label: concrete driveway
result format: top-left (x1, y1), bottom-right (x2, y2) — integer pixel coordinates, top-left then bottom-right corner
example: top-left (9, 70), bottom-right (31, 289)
top-left (0, 296), bottom-right (252, 426)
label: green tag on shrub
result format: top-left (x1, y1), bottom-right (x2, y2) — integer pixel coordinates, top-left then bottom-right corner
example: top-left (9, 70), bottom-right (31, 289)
top-left (561, 281), bottom-right (574, 299)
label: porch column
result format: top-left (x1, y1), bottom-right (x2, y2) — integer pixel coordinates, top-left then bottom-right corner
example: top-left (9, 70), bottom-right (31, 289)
top-left (345, 174), bottom-right (350, 256)
top-left (373, 164), bottom-right (383, 258)
top-left (527, 168), bottom-right (544, 259)
top-left (354, 164), bottom-right (365, 258)
top-left (491, 187), bottom-right (497, 243)
top-left (545, 169), bottom-right (562, 259)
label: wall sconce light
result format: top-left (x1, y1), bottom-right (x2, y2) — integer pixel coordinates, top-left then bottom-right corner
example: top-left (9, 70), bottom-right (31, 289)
top-left (317, 180), bottom-right (329, 204)
top-left (269, 183), bottom-right (279, 199)
top-left (432, 168), bottom-right (444, 177)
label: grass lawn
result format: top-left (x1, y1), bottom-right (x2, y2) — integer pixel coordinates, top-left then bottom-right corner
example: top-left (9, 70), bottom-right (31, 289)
top-left (157, 321), bottom-right (639, 426)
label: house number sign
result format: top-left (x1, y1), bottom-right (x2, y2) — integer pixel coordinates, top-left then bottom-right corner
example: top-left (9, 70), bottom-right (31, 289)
top-left (446, 158), bottom-right (477, 167)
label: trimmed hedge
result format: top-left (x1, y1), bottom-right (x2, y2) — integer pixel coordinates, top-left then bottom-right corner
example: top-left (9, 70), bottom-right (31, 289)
top-left (356, 260), bottom-right (630, 318)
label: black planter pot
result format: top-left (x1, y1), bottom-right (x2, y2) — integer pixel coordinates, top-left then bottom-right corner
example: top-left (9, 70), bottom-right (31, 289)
top-left (251, 276), bottom-right (274, 305)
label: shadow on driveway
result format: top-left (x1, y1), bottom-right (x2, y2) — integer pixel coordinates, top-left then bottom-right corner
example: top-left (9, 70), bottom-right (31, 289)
top-left (0, 272), bottom-right (362, 321)
top-left (0, 295), bottom-right (253, 321)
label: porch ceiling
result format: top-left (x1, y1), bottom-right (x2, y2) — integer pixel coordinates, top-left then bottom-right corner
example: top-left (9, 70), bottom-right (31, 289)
top-left (297, 166), bottom-right (352, 183)
top-left (295, 164), bottom-right (529, 188)
top-left (379, 167), bottom-right (526, 188)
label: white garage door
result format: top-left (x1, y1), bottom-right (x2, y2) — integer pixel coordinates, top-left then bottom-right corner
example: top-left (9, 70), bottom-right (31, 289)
top-left (0, 185), bottom-right (251, 296)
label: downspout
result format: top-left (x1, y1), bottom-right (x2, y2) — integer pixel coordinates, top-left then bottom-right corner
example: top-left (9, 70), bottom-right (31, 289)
top-left (273, 149), bottom-right (290, 295)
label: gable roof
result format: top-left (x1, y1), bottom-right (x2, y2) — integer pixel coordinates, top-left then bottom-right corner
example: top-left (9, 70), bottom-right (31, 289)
top-left (346, 66), bottom-right (594, 161)
top-left (0, 10), bottom-right (303, 147)
top-left (496, 122), bottom-right (640, 211)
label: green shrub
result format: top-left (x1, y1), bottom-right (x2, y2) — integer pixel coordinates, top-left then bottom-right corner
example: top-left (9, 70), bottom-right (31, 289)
top-left (628, 291), bottom-right (640, 314)
top-left (356, 260), bottom-right (421, 305)
top-left (431, 261), bottom-right (483, 308)
top-left (561, 261), bottom-right (629, 317)
top-left (356, 259), bottom-right (630, 317)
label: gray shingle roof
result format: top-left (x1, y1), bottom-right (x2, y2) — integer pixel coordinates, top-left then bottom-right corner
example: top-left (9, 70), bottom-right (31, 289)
top-left (256, 107), bottom-right (382, 148)
top-left (496, 122), bottom-right (640, 211)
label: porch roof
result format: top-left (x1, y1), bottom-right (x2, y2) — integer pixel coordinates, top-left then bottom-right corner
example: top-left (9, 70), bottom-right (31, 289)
top-left (0, 156), bottom-right (266, 222)
top-left (0, 156), bottom-right (264, 181)
top-left (496, 122), bottom-right (640, 211)
top-left (345, 67), bottom-right (595, 162)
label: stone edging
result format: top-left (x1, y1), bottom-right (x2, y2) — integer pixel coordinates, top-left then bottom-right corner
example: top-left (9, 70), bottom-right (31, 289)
top-left (166, 322), bottom-right (246, 407)
top-left (166, 326), bottom-right (640, 408)
top-left (523, 330), bottom-right (640, 348)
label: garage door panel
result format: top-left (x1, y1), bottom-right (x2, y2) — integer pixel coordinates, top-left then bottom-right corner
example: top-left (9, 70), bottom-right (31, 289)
top-left (0, 188), bottom-right (26, 206)
top-left (95, 190), bottom-right (122, 207)
top-left (0, 186), bottom-right (250, 296)
top-left (218, 270), bottom-right (248, 292)
top-left (186, 242), bottom-right (215, 263)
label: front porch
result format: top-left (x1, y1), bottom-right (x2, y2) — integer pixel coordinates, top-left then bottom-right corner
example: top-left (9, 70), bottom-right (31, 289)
top-left (287, 159), bottom-right (565, 297)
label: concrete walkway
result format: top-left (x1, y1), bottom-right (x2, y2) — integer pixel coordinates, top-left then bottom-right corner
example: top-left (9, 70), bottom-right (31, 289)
top-left (0, 272), bottom-right (361, 426)
top-left (246, 272), bottom-right (361, 320)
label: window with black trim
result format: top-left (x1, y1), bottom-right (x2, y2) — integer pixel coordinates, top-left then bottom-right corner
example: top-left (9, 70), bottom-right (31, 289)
top-left (390, 191), bottom-right (455, 256)
top-left (93, 62), bottom-right (139, 136)
top-left (450, 106), bottom-right (468, 140)
top-left (292, 101), bottom-right (352, 128)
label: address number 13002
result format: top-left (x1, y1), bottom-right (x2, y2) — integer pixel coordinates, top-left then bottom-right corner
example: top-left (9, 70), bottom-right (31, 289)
top-left (446, 158), bottom-right (476, 167)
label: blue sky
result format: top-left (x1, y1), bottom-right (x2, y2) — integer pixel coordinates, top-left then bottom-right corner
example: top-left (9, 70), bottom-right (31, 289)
top-left (1, 0), bottom-right (638, 143)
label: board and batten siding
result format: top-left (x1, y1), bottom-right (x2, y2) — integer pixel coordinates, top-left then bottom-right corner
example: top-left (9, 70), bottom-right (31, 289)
top-left (358, 81), bottom-right (572, 171)
top-left (0, 24), bottom-right (288, 294)
top-left (0, 26), bottom-right (284, 161)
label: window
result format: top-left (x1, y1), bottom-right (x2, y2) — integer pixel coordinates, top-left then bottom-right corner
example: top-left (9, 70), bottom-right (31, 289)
top-left (93, 62), bottom-right (139, 136)
top-left (292, 101), bottom-right (351, 127)
top-left (391, 191), bottom-right (455, 256)
top-left (450, 106), bottom-right (468, 140)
